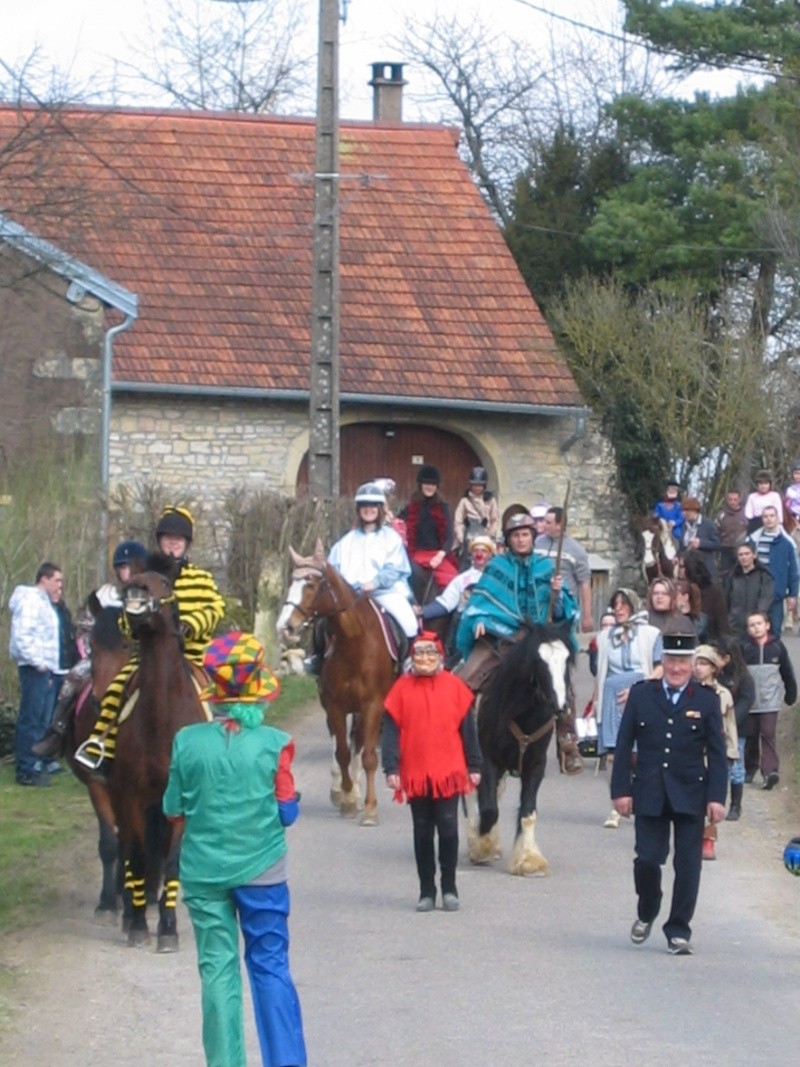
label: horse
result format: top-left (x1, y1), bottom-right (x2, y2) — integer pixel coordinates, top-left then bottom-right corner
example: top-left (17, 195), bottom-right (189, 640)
top-left (277, 543), bottom-right (396, 826)
top-left (466, 622), bottom-right (573, 876)
top-left (108, 568), bottom-right (208, 950)
top-left (63, 597), bottom-right (132, 916)
top-left (637, 516), bottom-right (679, 583)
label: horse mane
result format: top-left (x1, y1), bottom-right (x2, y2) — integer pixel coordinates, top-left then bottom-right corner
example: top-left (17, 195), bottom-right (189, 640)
top-left (93, 605), bottom-right (127, 651)
top-left (145, 551), bottom-right (181, 582)
top-left (481, 622), bottom-right (572, 745)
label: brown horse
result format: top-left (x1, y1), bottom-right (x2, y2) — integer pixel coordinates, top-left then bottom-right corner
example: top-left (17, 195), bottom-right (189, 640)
top-left (109, 569), bottom-right (207, 950)
top-left (63, 599), bottom-right (132, 915)
top-left (277, 542), bottom-right (396, 826)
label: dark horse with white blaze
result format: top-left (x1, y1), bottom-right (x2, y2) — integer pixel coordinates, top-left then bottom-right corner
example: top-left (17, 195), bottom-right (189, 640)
top-left (109, 567), bottom-right (208, 949)
top-left (277, 542), bottom-right (396, 826)
top-left (467, 622), bottom-right (573, 875)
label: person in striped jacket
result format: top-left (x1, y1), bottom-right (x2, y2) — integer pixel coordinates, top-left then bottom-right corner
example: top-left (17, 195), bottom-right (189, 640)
top-left (75, 506), bottom-right (224, 778)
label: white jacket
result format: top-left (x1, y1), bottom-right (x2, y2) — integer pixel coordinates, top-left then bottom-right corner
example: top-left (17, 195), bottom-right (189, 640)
top-left (8, 584), bottom-right (60, 671)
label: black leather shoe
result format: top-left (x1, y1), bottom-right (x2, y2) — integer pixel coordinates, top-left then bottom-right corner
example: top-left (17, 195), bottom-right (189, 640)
top-left (763, 772), bottom-right (779, 790)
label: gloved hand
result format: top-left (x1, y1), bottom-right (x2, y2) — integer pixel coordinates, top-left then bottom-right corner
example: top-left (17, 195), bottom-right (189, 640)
top-left (783, 837), bottom-right (800, 876)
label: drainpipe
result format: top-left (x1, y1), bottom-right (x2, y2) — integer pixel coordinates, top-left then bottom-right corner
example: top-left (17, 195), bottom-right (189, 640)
top-left (560, 410), bottom-right (587, 453)
top-left (99, 315), bottom-right (135, 580)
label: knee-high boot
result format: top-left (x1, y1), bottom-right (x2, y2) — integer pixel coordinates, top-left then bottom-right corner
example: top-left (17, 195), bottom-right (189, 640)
top-left (726, 783), bottom-right (743, 821)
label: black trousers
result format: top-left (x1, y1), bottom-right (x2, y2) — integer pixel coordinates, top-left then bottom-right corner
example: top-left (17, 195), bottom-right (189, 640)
top-left (409, 794), bottom-right (460, 900)
top-left (633, 804), bottom-right (705, 942)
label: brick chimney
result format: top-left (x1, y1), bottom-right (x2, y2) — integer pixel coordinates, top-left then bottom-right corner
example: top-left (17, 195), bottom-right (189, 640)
top-left (369, 62), bottom-right (406, 122)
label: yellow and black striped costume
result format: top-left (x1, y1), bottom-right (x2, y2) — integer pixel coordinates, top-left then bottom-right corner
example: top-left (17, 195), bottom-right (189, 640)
top-left (84, 562), bottom-right (225, 762)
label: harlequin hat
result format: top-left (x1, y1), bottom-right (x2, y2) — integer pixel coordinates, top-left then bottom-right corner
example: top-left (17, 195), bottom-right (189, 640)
top-left (201, 631), bottom-right (280, 703)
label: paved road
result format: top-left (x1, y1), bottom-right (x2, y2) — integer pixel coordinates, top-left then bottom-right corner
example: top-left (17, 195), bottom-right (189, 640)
top-left (3, 645), bottom-right (799, 1067)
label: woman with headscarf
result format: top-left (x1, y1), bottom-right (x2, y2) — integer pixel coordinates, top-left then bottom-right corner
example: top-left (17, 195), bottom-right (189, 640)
top-left (594, 588), bottom-right (663, 828)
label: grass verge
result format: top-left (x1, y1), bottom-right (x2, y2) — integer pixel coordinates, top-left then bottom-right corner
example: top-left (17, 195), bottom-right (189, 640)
top-left (0, 675), bottom-right (318, 938)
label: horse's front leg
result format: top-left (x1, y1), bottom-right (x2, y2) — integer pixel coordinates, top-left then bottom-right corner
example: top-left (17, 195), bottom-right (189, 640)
top-left (330, 714), bottom-right (359, 817)
top-left (124, 838), bottom-right (151, 946)
top-left (509, 743), bottom-right (549, 877)
top-left (469, 757), bottom-right (502, 865)
top-left (359, 705), bottom-right (381, 827)
top-left (157, 819), bottom-right (181, 953)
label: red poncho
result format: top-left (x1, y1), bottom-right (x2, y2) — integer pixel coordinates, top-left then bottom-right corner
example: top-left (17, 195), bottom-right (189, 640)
top-left (383, 671), bottom-right (475, 800)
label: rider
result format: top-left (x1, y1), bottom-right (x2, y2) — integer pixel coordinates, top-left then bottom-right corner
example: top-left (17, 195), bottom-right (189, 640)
top-left (32, 540), bottom-right (148, 759)
top-left (328, 483), bottom-right (419, 639)
top-left (75, 507), bottom-right (225, 776)
top-left (454, 508), bottom-right (578, 693)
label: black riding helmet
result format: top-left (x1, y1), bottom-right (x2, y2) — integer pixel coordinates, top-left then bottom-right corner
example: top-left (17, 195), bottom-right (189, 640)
top-left (468, 466), bottom-right (488, 486)
top-left (155, 506), bottom-right (194, 544)
top-left (113, 540), bottom-right (148, 568)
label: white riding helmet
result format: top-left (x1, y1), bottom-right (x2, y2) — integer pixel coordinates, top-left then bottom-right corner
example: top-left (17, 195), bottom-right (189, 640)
top-left (354, 482), bottom-right (387, 506)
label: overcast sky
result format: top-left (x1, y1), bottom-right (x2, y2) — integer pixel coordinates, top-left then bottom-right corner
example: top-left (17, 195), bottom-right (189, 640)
top-left (3, 0), bottom-right (736, 121)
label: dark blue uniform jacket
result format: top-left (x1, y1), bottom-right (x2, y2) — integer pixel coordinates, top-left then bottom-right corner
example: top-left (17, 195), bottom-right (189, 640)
top-left (610, 679), bottom-right (728, 816)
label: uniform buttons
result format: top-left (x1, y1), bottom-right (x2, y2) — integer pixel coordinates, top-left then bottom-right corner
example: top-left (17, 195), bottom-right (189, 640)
top-left (664, 748), bottom-right (670, 753)
top-left (666, 732), bottom-right (672, 739)
top-left (663, 762), bottom-right (669, 768)
top-left (667, 719), bottom-right (673, 725)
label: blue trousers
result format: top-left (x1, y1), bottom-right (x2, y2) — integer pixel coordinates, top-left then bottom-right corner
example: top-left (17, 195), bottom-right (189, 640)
top-left (633, 807), bottom-right (705, 942)
top-left (15, 666), bottom-right (56, 780)
top-left (184, 882), bottom-right (306, 1067)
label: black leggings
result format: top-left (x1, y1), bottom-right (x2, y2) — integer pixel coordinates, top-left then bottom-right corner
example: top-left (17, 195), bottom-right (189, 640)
top-left (409, 794), bottom-right (460, 899)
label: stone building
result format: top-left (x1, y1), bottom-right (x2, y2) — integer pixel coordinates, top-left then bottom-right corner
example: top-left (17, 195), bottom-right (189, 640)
top-left (0, 81), bottom-right (630, 602)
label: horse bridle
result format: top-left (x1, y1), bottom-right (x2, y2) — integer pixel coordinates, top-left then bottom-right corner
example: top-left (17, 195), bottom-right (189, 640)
top-left (284, 568), bottom-right (353, 628)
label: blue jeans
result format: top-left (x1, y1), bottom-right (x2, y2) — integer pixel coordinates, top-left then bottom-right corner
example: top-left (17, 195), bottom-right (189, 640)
top-left (730, 738), bottom-right (746, 786)
top-left (15, 666), bottom-right (57, 779)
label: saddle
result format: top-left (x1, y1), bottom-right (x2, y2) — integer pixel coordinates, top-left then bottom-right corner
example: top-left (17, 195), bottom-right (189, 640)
top-left (366, 599), bottom-right (408, 671)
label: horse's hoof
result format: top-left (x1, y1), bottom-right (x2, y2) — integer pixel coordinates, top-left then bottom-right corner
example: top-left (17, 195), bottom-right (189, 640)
top-left (339, 800), bottom-right (359, 818)
top-left (121, 915), bottom-right (133, 934)
top-left (156, 934), bottom-right (179, 954)
top-left (509, 854), bottom-right (549, 877)
top-left (360, 807), bottom-right (379, 827)
top-left (468, 835), bottom-right (498, 865)
top-left (330, 788), bottom-right (342, 807)
top-left (126, 928), bottom-right (151, 948)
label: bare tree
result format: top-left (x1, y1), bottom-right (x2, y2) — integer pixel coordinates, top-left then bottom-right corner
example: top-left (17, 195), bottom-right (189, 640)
top-left (123, 0), bottom-right (312, 114)
top-left (399, 12), bottom-right (672, 224)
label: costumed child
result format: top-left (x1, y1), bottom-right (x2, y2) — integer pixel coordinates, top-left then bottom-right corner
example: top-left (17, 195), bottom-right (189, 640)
top-left (653, 479), bottom-right (685, 541)
top-left (381, 631), bottom-right (482, 913)
top-left (692, 645), bottom-right (738, 861)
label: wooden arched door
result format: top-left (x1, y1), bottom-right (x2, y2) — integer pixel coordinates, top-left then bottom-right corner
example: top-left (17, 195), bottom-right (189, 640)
top-left (296, 422), bottom-right (482, 506)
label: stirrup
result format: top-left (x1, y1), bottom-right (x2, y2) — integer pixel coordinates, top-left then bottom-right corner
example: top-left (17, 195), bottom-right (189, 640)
top-left (74, 738), bottom-right (106, 770)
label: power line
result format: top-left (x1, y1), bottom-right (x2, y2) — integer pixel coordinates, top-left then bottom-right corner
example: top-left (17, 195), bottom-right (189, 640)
top-left (511, 0), bottom-right (791, 84)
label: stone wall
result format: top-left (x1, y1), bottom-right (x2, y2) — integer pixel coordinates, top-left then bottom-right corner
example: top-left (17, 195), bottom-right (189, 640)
top-left (0, 257), bottom-right (105, 459)
top-left (109, 395), bottom-right (636, 594)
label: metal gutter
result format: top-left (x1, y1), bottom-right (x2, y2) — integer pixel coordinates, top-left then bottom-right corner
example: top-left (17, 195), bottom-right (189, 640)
top-left (99, 315), bottom-right (136, 578)
top-left (0, 212), bottom-right (138, 317)
top-left (112, 380), bottom-right (588, 418)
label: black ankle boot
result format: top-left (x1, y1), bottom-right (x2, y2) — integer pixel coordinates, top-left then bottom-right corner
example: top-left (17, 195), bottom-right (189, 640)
top-left (726, 782), bottom-right (743, 821)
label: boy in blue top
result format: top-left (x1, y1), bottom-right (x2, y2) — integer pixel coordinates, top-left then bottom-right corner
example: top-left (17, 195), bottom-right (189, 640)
top-left (653, 479), bottom-right (685, 541)
top-left (164, 631), bottom-right (306, 1067)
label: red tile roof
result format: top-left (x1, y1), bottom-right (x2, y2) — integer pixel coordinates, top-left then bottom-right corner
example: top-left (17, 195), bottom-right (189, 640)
top-left (0, 106), bottom-right (583, 409)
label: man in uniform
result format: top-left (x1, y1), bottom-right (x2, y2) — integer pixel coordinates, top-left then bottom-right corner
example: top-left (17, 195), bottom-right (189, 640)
top-left (76, 506), bottom-right (224, 776)
top-left (611, 626), bottom-right (728, 955)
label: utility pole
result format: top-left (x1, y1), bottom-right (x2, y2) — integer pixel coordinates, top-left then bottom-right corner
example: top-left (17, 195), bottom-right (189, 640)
top-left (308, 0), bottom-right (341, 498)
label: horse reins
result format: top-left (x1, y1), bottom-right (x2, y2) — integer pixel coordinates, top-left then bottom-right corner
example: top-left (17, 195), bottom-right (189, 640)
top-left (509, 717), bottom-right (557, 776)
